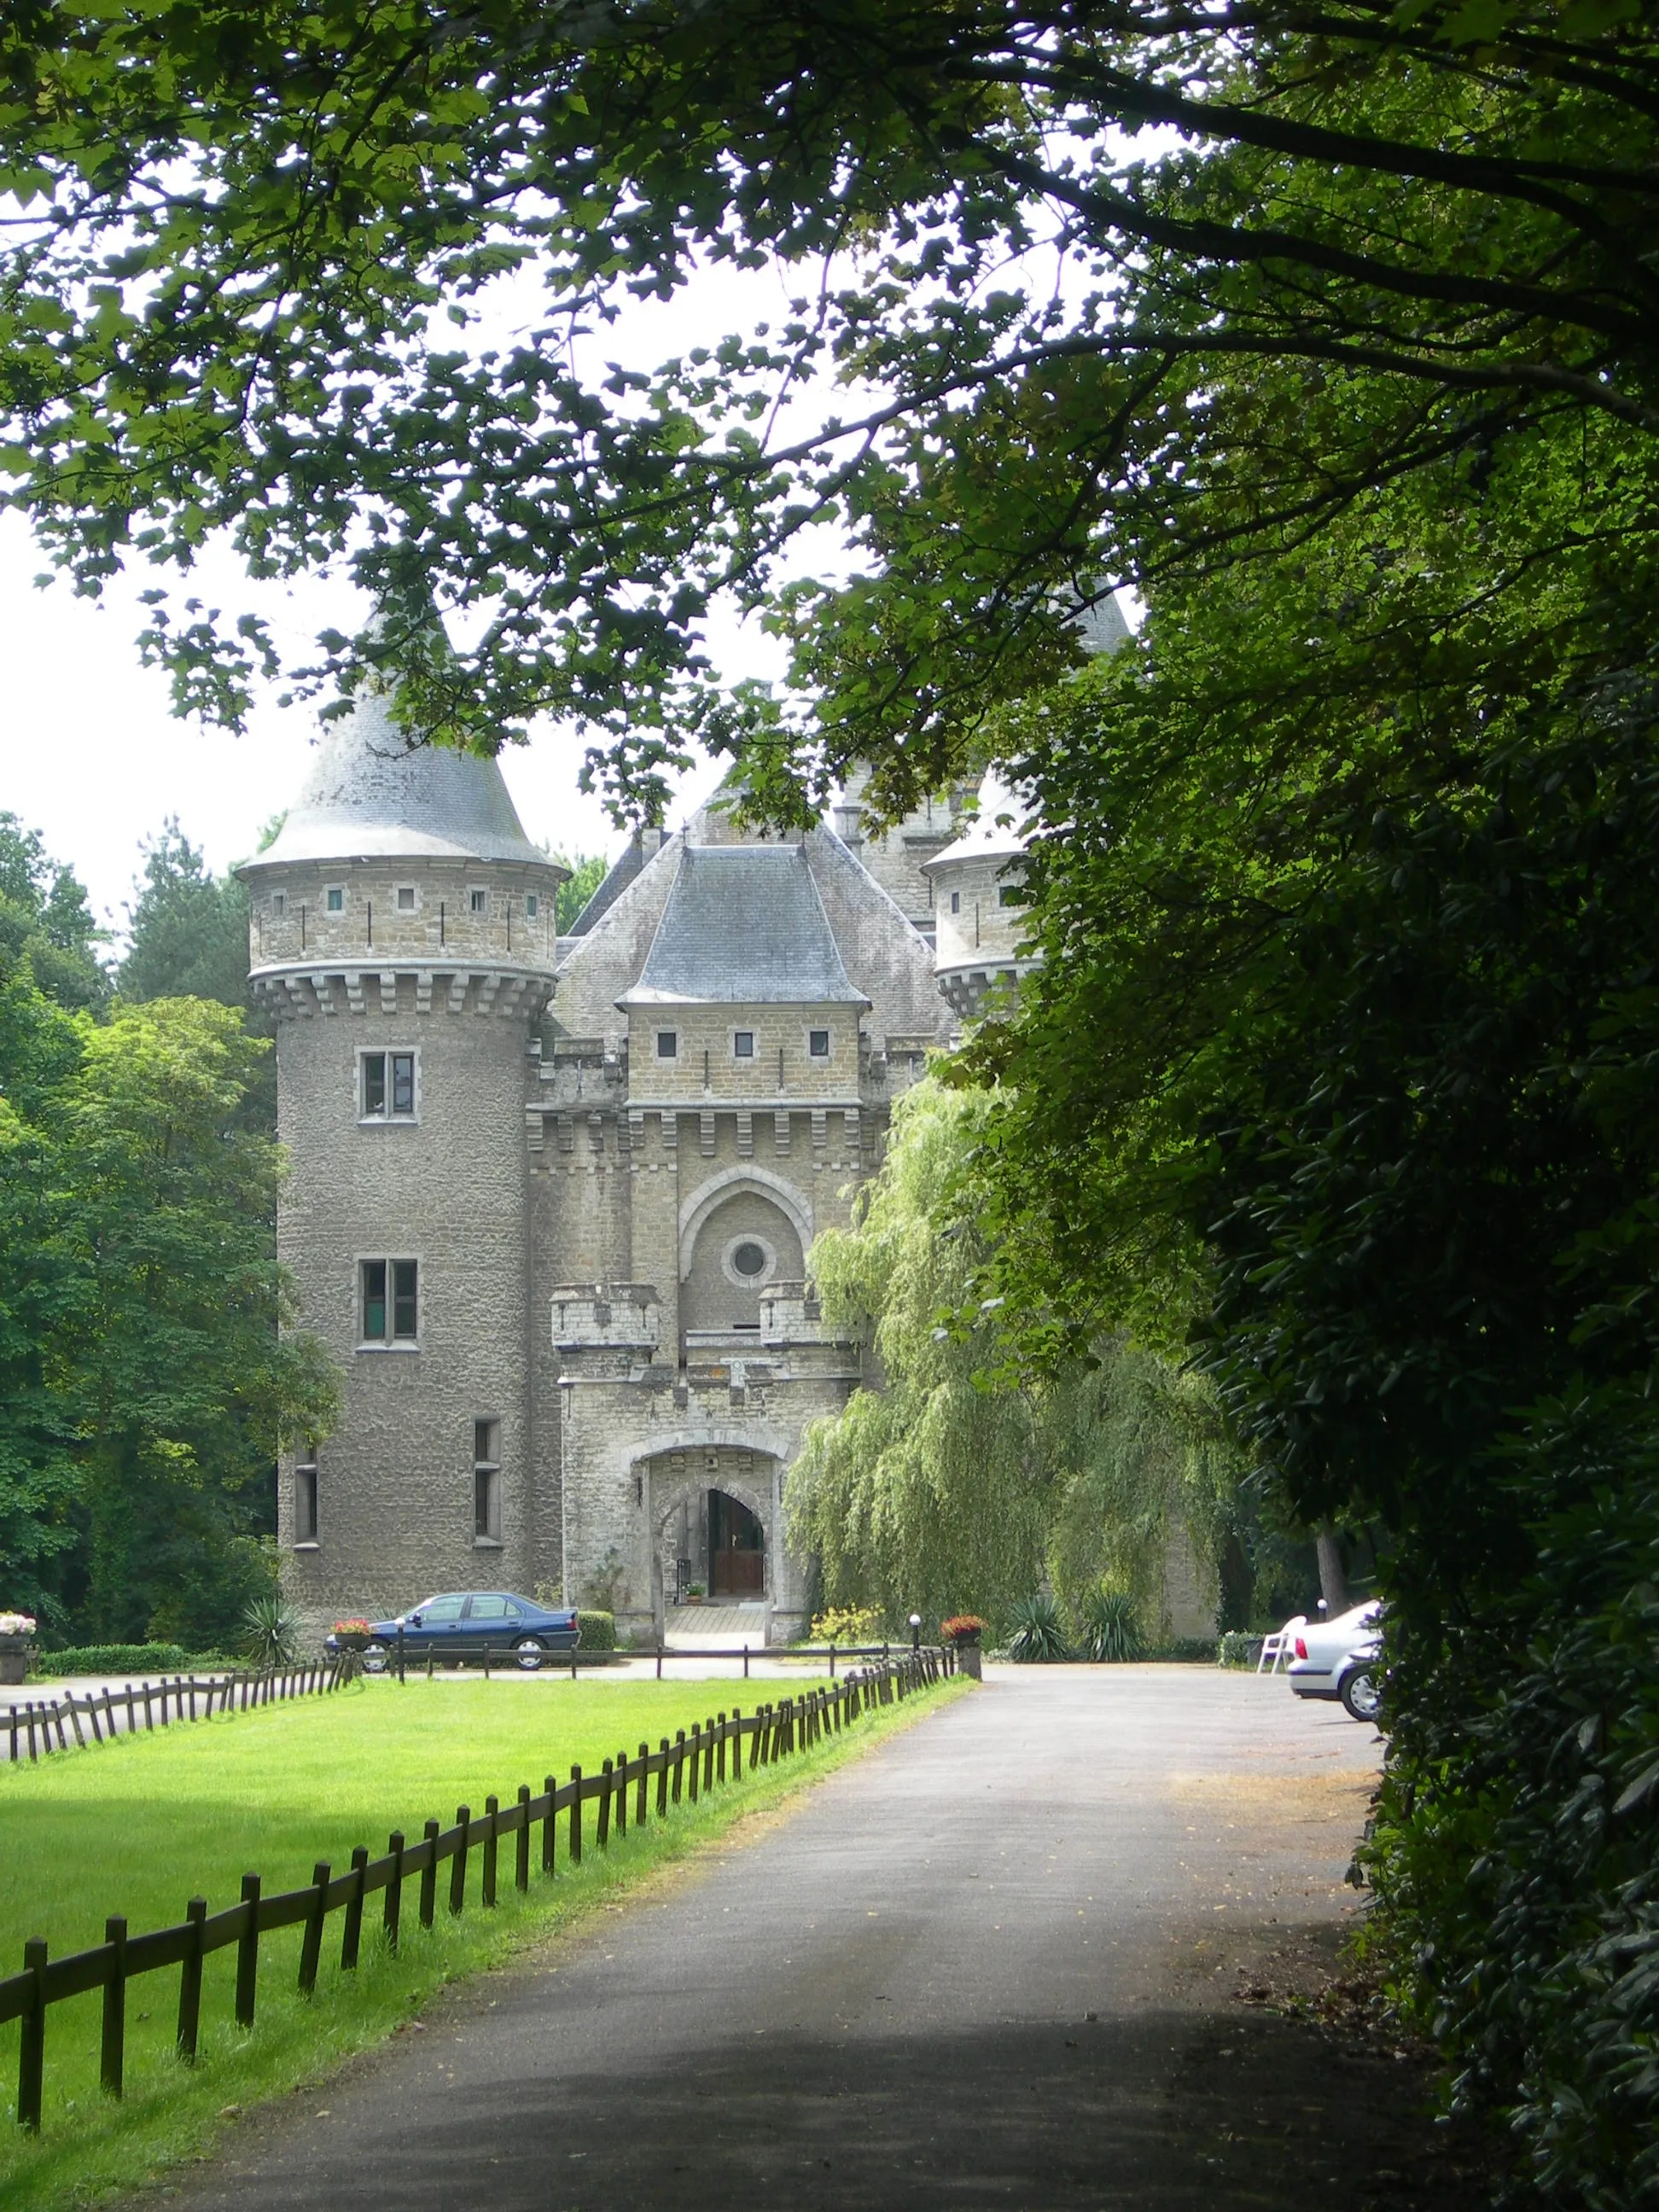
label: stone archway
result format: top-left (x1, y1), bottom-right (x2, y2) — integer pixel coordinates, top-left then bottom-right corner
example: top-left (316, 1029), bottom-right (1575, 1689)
top-left (639, 1444), bottom-right (777, 1635)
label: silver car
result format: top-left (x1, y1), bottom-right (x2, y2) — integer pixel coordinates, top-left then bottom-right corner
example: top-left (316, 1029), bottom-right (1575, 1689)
top-left (1287, 1599), bottom-right (1382, 1722)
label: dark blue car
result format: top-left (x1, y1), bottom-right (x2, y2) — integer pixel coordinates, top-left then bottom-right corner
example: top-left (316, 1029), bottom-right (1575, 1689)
top-left (329, 1591), bottom-right (580, 1672)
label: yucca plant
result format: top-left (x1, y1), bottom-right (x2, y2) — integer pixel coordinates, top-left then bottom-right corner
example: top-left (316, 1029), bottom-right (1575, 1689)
top-left (1008, 1593), bottom-right (1069, 1662)
top-left (241, 1591), bottom-right (300, 1668)
top-left (1079, 1586), bottom-right (1144, 1662)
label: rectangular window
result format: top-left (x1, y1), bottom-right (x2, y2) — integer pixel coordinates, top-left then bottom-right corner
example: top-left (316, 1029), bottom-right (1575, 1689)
top-left (469, 887), bottom-right (488, 915)
top-left (325, 886), bottom-right (345, 913)
top-left (294, 1454), bottom-right (318, 1545)
top-left (271, 892), bottom-right (286, 918)
top-left (396, 884), bottom-right (416, 912)
top-left (733, 1031), bottom-right (754, 1058)
top-left (808, 1029), bottom-right (830, 1058)
top-left (950, 890), bottom-right (961, 914)
top-left (525, 893), bottom-right (538, 919)
top-left (656, 1030), bottom-right (678, 1060)
top-left (361, 1051), bottom-right (416, 1120)
top-left (361, 1258), bottom-right (418, 1346)
top-left (474, 1418), bottom-right (502, 1543)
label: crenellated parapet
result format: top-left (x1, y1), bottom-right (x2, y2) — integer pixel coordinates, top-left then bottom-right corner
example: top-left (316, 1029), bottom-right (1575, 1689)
top-left (251, 963), bottom-right (553, 1023)
top-left (550, 1283), bottom-right (662, 1351)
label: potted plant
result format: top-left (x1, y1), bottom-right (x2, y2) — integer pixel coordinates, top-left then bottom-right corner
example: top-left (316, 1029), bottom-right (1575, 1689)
top-left (941, 1615), bottom-right (986, 1679)
top-left (0, 1611), bottom-right (38, 1687)
top-left (330, 1617), bottom-right (373, 1653)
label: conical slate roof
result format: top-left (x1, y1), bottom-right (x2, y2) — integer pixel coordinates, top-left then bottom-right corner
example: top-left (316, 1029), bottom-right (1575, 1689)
top-left (247, 681), bottom-right (549, 870)
top-left (923, 767), bottom-right (1033, 870)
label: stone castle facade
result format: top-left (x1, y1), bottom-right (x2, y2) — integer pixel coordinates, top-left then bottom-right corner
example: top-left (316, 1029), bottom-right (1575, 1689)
top-left (244, 684), bottom-right (1033, 1644)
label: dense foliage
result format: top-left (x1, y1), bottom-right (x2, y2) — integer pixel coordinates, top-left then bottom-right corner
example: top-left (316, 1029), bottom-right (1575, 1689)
top-left (0, 824), bottom-right (335, 1643)
top-left (789, 1078), bottom-right (1251, 1642)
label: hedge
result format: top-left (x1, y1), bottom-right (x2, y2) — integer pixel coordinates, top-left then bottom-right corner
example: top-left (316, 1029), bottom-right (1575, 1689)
top-left (29, 1644), bottom-right (230, 1679)
top-left (576, 1610), bottom-right (615, 1651)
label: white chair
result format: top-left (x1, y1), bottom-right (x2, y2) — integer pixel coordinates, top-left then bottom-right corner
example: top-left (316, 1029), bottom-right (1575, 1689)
top-left (1257, 1614), bottom-right (1307, 1674)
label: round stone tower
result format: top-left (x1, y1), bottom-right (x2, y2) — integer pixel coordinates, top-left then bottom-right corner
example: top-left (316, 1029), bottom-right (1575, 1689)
top-left (239, 678), bottom-right (566, 1633)
top-left (922, 768), bottom-right (1037, 1022)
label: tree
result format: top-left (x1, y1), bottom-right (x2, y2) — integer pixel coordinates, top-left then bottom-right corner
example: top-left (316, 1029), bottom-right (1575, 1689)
top-left (0, 6), bottom-right (1652, 816)
top-left (0, 814), bottom-right (107, 1011)
top-left (553, 852), bottom-right (608, 934)
top-left (57, 997), bottom-right (337, 1643)
top-left (789, 1075), bottom-right (1245, 1638)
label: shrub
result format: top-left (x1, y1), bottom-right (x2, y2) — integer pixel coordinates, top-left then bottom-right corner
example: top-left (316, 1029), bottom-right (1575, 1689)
top-left (1077, 1586), bottom-right (1144, 1662)
top-left (240, 1592), bottom-right (300, 1668)
top-left (577, 1609), bottom-right (615, 1651)
top-left (1217, 1631), bottom-right (1262, 1669)
top-left (31, 1642), bottom-right (202, 1678)
top-left (812, 1604), bottom-right (882, 1645)
top-left (1008, 1593), bottom-right (1069, 1662)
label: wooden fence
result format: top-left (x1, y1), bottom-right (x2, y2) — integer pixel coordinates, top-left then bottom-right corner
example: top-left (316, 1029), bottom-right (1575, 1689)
top-left (3, 1660), bottom-right (352, 1767)
top-left (0, 1645), bottom-right (955, 2132)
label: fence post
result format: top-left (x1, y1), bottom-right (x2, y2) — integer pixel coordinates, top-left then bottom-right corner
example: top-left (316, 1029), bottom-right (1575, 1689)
top-left (482, 1797), bottom-right (499, 1907)
top-left (568, 1767), bottom-right (583, 1866)
top-left (655, 1644), bottom-right (663, 1681)
top-left (743, 1643), bottom-right (750, 1679)
top-left (636, 1743), bottom-right (649, 1826)
top-left (597, 1761), bottom-right (613, 1849)
top-left (178, 1897), bottom-right (207, 2061)
top-left (299, 1863), bottom-right (330, 1994)
top-left (543, 1778), bottom-right (557, 1877)
top-left (101, 1917), bottom-right (126, 2096)
top-left (341, 1846), bottom-right (369, 1968)
top-left (420, 1819), bottom-right (440, 1930)
top-left (657, 1738), bottom-right (670, 1818)
top-left (483, 1644), bottom-right (491, 1682)
top-left (385, 1833), bottom-right (405, 1952)
top-left (18, 1937), bottom-right (46, 2131)
top-left (450, 1809), bottom-right (471, 1916)
top-left (515, 1785), bottom-right (532, 1892)
top-left (613, 1753), bottom-right (627, 1838)
top-left (236, 1874), bottom-right (260, 2028)
top-left (672, 1732), bottom-right (685, 1804)
top-left (687, 1723), bottom-right (701, 1803)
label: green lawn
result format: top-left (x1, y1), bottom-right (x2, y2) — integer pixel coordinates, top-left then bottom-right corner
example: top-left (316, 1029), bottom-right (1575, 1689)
top-left (0, 1670), bottom-right (964, 2209)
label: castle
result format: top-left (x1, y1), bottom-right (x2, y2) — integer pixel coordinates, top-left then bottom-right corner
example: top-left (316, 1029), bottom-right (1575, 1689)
top-left (242, 689), bottom-right (1035, 1644)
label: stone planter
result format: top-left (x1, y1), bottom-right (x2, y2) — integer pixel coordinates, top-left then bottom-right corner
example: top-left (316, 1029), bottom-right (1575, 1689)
top-left (332, 1631), bottom-right (371, 1654)
top-left (0, 1637), bottom-right (33, 1686)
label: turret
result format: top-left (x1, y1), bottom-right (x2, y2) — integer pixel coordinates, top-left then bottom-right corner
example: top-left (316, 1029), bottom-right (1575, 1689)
top-left (239, 675), bottom-right (566, 1631)
top-left (922, 769), bottom-right (1037, 1021)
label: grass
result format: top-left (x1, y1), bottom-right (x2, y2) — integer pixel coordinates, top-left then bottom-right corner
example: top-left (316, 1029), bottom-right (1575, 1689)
top-left (0, 1668), bottom-right (965, 2209)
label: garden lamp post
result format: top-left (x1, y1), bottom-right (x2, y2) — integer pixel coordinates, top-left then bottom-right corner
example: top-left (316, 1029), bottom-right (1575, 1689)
top-left (909, 1613), bottom-right (922, 1654)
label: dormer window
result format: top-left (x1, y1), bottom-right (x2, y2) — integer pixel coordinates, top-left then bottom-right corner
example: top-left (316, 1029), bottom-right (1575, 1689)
top-left (396, 885), bottom-right (417, 912)
top-left (656, 1030), bottom-right (678, 1060)
top-left (733, 1031), bottom-right (755, 1059)
top-left (325, 886), bottom-right (345, 913)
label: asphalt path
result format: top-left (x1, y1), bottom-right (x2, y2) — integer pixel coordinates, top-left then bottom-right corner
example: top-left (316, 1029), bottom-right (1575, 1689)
top-left (149, 1667), bottom-right (1478, 2212)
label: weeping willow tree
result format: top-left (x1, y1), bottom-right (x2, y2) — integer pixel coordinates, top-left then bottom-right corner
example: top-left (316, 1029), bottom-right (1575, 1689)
top-left (789, 1076), bottom-right (1244, 1639)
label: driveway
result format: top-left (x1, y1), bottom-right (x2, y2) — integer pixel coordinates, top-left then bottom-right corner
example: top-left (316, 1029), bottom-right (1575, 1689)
top-left (148, 1667), bottom-right (1482, 2211)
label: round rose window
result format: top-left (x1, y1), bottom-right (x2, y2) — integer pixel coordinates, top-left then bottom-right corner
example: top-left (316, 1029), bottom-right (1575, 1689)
top-left (731, 1240), bottom-right (767, 1278)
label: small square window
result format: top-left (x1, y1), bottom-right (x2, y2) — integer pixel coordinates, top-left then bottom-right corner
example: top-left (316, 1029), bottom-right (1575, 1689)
top-left (656, 1030), bottom-right (678, 1060)
top-left (396, 885), bottom-right (416, 912)
top-left (294, 1463), bottom-right (318, 1545)
top-left (325, 886), bottom-right (345, 913)
top-left (733, 1031), bottom-right (754, 1058)
top-left (271, 892), bottom-right (287, 918)
top-left (362, 1051), bottom-right (416, 1119)
top-left (526, 893), bottom-right (538, 919)
top-left (469, 887), bottom-right (488, 916)
top-left (950, 890), bottom-right (961, 914)
top-left (808, 1029), bottom-right (830, 1058)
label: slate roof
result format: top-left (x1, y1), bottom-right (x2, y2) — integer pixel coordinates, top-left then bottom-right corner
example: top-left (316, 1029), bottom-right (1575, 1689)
top-left (246, 681), bottom-right (551, 870)
top-left (567, 829), bottom-right (672, 935)
top-left (923, 767), bottom-right (1033, 871)
top-left (620, 844), bottom-right (868, 1006)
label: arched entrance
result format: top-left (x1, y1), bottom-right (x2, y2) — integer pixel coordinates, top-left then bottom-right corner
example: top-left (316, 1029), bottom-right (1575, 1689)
top-left (642, 1446), bottom-right (776, 1621)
